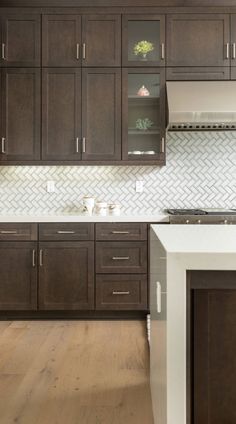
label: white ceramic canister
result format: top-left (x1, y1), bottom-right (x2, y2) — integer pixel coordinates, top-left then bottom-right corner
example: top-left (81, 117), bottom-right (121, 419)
top-left (109, 203), bottom-right (121, 216)
top-left (82, 196), bottom-right (95, 215)
top-left (95, 201), bottom-right (108, 216)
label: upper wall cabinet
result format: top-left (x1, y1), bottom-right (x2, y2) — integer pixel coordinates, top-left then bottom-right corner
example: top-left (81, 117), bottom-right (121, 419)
top-left (42, 15), bottom-right (81, 67)
top-left (1, 14), bottom-right (41, 67)
top-left (167, 14), bottom-right (230, 67)
top-left (122, 15), bottom-right (165, 67)
top-left (42, 14), bottom-right (121, 67)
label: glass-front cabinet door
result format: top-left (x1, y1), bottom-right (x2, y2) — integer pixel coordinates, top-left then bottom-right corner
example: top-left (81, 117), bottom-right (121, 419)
top-left (122, 68), bottom-right (165, 163)
top-left (122, 15), bottom-right (165, 66)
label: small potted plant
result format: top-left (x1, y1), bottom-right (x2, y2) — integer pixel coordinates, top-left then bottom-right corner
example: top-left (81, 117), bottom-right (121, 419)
top-left (136, 118), bottom-right (154, 131)
top-left (133, 40), bottom-right (154, 60)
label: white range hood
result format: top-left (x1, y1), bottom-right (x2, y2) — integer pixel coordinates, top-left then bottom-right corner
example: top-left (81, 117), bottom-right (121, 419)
top-left (166, 81), bottom-right (236, 131)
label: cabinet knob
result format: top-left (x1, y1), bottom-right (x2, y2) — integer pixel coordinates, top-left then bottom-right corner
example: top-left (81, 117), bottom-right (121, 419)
top-left (39, 249), bottom-right (43, 267)
top-left (1, 43), bottom-right (6, 60)
top-left (82, 43), bottom-right (86, 60)
top-left (1, 137), bottom-right (6, 154)
top-left (112, 291), bottom-right (130, 295)
top-left (76, 43), bottom-right (80, 60)
top-left (82, 137), bottom-right (86, 153)
top-left (232, 43), bottom-right (236, 60)
top-left (226, 43), bottom-right (230, 59)
top-left (161, 43), bottom-right (165, 60)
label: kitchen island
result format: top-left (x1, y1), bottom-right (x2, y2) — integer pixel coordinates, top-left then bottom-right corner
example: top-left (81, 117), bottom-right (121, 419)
top-left (150, 225), bottom-right (236, 424)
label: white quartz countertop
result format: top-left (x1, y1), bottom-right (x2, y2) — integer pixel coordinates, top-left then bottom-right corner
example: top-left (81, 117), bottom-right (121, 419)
top-left (151, 224), bottom-right (236, 253)
top-left (0, 213), bottom-right (169, 223)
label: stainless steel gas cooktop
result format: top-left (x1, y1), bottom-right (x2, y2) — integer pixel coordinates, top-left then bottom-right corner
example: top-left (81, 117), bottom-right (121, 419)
top-left (166, 208), bottom-right (236, 224)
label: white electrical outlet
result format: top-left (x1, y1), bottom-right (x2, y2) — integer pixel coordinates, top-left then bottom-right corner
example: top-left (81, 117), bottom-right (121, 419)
top-left (47, 181), bottom-right (55, 193)
top-left (135, 180), bottom-right (144, 193)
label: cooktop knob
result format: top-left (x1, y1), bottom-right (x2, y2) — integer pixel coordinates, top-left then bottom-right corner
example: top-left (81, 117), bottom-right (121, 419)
top-left (224, 219), bottom-right (228, 224)
top-left (197, 219), bottom-right (201, 224)
top-left (186, 219), bottom-right (190, 224)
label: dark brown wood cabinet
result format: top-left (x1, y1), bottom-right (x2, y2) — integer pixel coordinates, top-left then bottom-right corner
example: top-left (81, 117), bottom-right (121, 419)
top-left (42, 68), bottom-right (81, 160)
top-left (1, 14), bottom-right (41, 67)
top-left (167, 14), bottom-right (230, 68)
top-left (0, 242), bottom-right (37, 310)
top-left (39, 241), bottom-right (94, 310)
top-left (42, 15), bottom-right (81, 67)
top-left (82, 15), bottom-right (121, 67)
top-left (1, 68), bottom-right (40, 161)
top-left (82, 68), bottom-right (121, 161)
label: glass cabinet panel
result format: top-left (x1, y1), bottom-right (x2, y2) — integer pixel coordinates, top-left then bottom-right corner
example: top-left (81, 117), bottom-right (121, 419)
top-left (123, 15), bottom-right (165, 66)
top-left (122, 69), bottom-right (165, 162)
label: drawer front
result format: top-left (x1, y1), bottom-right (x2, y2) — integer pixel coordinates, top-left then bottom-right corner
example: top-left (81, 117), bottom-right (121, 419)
top-left (39, 223), bottom-right (94, 241)
top-left (96, 223), bottom-right (147, 241)
top-left (0, 223), bottom-right (37, 241)
top-left (96, 274), bottom-right (147, 310)
top-left (96, 241), bottom-right (147, 274)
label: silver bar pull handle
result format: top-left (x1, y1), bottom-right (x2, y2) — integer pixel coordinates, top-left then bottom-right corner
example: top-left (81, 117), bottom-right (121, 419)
top-left (32, 250), bottom-right (36, 267)
top-left (160, 137), bottom-right (165, 153)
top-left (232, 43), bottom-right (236, 59)
top-left (111, 231), bottom-right (130, 235)
top-left (226, 43), bottom-right (230, 59)
top-left (76, 43), bottom-right (80, 60)
top-left (1, 43), bottom-right (6, 60)
top-left (82, 137), bottom-right (86, 153)
top-left (112, 291), bottom-right (130, 295)
top-left (1, 137), bottom-right (6, 154)
top-left (112, 256), bottom-right (130, 261)
top-left (76, 137), bottom-right (79, 153)
top-left (57, 230), bottom-right (75, 234)
top-left (39, 249), bottom-right (43, 267)
top-left (161, 43), bottom-right (165, 60)
top-left (82, 43), bottom-right (86, 60)
top-left (0, 230), bottom-right (17, 234)
top-left (156, 281), bottom-right (162, 313)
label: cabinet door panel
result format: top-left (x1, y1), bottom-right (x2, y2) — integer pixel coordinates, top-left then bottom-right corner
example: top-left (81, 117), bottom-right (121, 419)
top-left (39, 242), bottom-right (94, 310)
top-left (167, 14), bottom-right (230, 67)
top-left (2, 68), bottom-right (40, 161)
top-left (0, 242), bottom-right (37, 310)
top-left (82, 15), bottom-right (121, 66)
top-left (82, 68), bottom-right (121, 160)
top-left (42, 68), bottom-right (81, 160)
top-left (2, 14), bottom-right (41, 67)
top-left (42, 15), bottom-right (81, 66)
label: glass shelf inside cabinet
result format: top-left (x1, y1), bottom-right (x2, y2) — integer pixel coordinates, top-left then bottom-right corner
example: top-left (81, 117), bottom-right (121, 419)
top-left (127, 73), bottom-right (161, 158)
top-left (128, 20), bottom-right (161, 63)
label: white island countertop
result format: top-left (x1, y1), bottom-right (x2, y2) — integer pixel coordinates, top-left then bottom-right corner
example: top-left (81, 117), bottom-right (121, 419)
top-left (0, 212), bottom-right (169, 223)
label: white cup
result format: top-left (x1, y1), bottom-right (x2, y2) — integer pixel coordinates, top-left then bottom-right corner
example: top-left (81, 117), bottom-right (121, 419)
top-left (82, 196), bottom-right (95, 215)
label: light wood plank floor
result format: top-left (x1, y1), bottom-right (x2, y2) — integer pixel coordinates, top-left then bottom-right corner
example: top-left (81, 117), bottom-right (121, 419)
top-left (0, 320), bottom-right (154, 424)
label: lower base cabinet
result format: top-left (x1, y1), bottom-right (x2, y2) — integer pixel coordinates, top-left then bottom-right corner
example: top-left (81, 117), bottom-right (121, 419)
top-left (38, 241), bottom-right (94, 310)
top-left (0, 242), bottom-right (37, 310)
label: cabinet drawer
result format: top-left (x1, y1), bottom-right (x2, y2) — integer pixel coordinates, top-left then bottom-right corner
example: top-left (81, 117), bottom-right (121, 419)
top-left (39, 223), bottom-right (94, 241)
top-left (0, 223), bottom-right (37, 241)
top-left (96, 274), bottom-right (147, 310)
top-left (96, 241), bottom-right (147, 274)
top-left (96, 223), bottom-right (147, 241)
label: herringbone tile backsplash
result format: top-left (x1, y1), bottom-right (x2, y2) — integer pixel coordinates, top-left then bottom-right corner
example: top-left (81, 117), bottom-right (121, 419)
top-left (0, 132), bottom-right (236, 214)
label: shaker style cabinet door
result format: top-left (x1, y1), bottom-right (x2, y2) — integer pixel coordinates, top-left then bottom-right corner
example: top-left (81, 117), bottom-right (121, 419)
top-left (42, 68), bottom-right (81, 161)
top-left (122, 15), bottom-right (165, 67)
top-left (82, 68), bottom-right (121, 161)
top-left (82, 15), bottom-right (121, 66)
top-left (1, 14), bottom-right (41, 67)
top-left (1, 68), bottom-right (40, 161)
top-left (38, 242), bottom-right (94, 310)
top-left (167, 14), bottom-right (230, 67)
top-left (0, 242), bottom-right (37, 310)
top-left (42, 15), bottom-right (81, 66)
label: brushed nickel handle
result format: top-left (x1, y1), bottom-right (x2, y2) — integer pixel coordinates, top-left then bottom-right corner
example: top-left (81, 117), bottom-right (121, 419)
top-left (82, 43), bottom-right (86, 60)
top-left (111, 231), bottom-right (130, 235)
top-left (76, 137), bottom-right (79, 153)
top-left (160, 137), bottom-right (165, 153)
top-left (1, 43), bottom-right (6, 60)
top-left (232, 43), bottom-right (236, 59)
top-left (1, 137), bottom-right (6, 154)
top-left (161, 43), bottom-right (165, 60)
top-left (112, 291), bottom-right (130, 295)
top-left (156, 281), bottom-right (162, 313)
top-left (32, 250), bottom-right (36, 267)
top-left (39, 249), bottom-right (43, 267)
top-left (76, 43), bottom-right (80, 60)
top-left (82, 137), bottom-right (86, 153)
top-left (57, 230), bottom-right (75, 234)
top-left (0, 230), bottom-right (17, 234)
top-left (226, 43), bottom-right (230, 59)
top-left (112, 256), bottom-right (130, 260)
